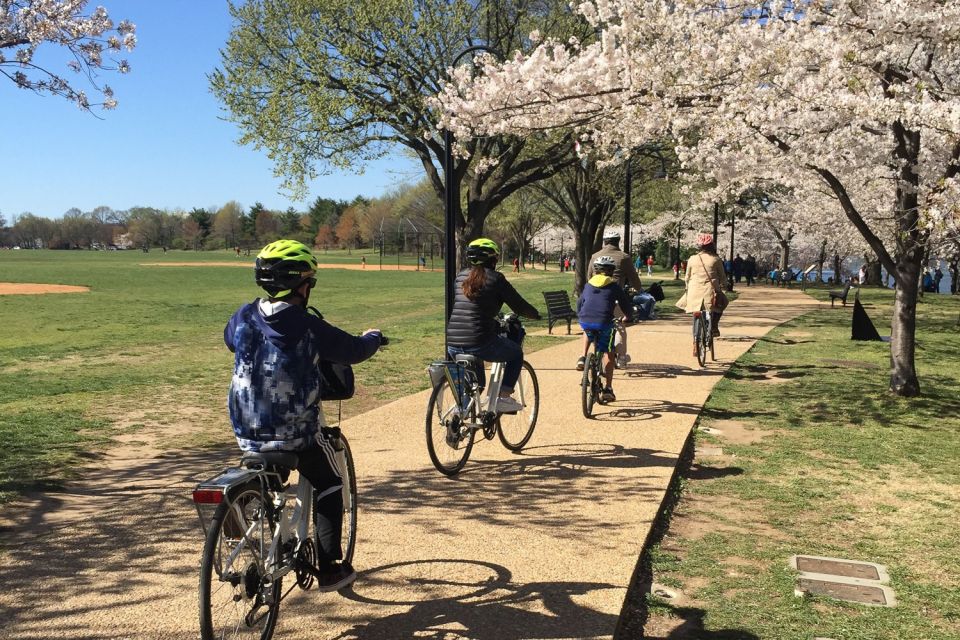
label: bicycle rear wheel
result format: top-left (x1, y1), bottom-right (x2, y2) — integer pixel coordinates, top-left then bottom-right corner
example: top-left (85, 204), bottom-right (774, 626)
top-left (581, 354), bottom-right (597, 418)
top-left (337, 436), bottom-right (358, 564)
top-left (199, 482), bottom-right (281, 640)
top-left (497, 360), bottom-right (539, 451)
top-left (425, 379), bottom-right (475, 476)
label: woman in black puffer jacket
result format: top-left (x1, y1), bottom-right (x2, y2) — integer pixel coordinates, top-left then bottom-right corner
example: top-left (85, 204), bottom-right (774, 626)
top-left (446, 238), bottom-right (541, 413)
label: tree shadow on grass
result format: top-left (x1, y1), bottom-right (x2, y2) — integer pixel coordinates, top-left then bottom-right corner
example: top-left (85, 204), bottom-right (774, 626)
top-left (645, 605), bottom-right (761, 639)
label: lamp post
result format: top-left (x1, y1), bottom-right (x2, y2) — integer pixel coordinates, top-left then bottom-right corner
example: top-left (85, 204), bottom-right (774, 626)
top-left (443, 45), bottom-right (502, 355)
top-left (675, 225), bottom-right (682, 280)
top-left (623, 157), bottom-right (632, 254)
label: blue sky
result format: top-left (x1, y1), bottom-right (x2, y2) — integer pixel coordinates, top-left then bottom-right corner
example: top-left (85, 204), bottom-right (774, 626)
top-left (0, 0), bottom-right (422, 219)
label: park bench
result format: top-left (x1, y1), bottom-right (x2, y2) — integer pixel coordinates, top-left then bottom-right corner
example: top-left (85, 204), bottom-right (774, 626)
top-left (542, 290), bottom-right (577, 334)
top-left (828, 283), bottom-right (859, 307)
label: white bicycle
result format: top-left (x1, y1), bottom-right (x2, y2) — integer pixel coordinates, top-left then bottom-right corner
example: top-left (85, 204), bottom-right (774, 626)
top-left (192, 426), bottom-right (357, 640)
top-left (425, 314), bottom-right (540, 476)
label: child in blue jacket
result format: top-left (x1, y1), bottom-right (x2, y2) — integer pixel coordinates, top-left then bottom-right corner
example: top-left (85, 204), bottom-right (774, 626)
top-left (225, 240), bottom-right (382, 592)
top-left (576, 255), bottom-right (635, 402)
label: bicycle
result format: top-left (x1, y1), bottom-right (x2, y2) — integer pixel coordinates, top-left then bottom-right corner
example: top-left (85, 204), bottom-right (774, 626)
top-left (693, 303), bottom-right (715, 367)
top-left (581, 318), bottom-right (623, 418)
top-left (190, 323), bottom-right (391, 640)
top-left (425, 314), bottom-right (540, 476)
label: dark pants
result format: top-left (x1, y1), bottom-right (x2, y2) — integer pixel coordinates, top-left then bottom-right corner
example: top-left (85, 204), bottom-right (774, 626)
top-left (295, 434), bottom-right (344, 566)
top-left (448, 334), bottom-right (523, 392)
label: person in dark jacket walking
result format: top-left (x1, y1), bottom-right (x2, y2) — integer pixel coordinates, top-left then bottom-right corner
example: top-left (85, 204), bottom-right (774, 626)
top-left (576, 255), bottom-right (635, 402)
top-left (224, 239), bottom-right (384, 592)
top-left (446, 238), bottom-right (541, 414)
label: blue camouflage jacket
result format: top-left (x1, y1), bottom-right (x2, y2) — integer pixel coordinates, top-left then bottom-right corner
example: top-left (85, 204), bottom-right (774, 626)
top-left (224, 300), bottom-right (380, 452)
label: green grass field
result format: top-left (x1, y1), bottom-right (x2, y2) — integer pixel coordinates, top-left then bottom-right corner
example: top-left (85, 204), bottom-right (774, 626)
top-left (647, 286), bottom-right (960, 640)
top-left (0, 249), bottom-right (685, 503)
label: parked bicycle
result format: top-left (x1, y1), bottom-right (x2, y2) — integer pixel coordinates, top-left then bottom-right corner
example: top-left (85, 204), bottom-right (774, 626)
top-left (425, 314), bottom-right (540, 476)
top-left (693, 303), bottom-right (715, 367)
top-left (192, 336), bottom-right (389, 640)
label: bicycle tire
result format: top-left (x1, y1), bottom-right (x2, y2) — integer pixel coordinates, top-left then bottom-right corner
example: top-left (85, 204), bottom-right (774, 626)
top-left (199, 482), bottom-right (281, 640)
top-left (694, 315), bottom-right (707, 368)
top-left (709, 328), bottom-right (716, 361)
top-left (425, 379), bottom-right (475, 476)
top-left (497, 360), bottom-right (539, 451)
top-left (338, 436), bottom-right (358, 564)
top-left (581, 354), bottom-right (596, 418)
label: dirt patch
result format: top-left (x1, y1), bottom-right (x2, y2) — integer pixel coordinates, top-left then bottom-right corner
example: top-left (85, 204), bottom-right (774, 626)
top-left (708, 420), bottom-right (779, 445)
top-left (0, 282), bottom-right (90, 295)
top-left (667, 491), bottom-right (788, 542)
top-left (140, 261), bottom-right (434, 271)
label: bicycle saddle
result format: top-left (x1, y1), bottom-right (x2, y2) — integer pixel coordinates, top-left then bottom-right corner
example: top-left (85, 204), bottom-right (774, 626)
top-left (240, 451), bottom-right (299, 471)
top-left (453, 353), bottom-right (483, 374)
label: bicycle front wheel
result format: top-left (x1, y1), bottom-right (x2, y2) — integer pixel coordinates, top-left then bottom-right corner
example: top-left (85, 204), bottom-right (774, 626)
top-left (199, 482), bottom-right (281, 640)
top-left (497, 360), bottom-right (539, 451)
top-left (425, 379), bottom-right (475, 476)
top-left (337, 436), bottom-right (358, 564)
top-left (694, 316), bottom-right (707, 368)
top-left (581, 354), bottom-right (596, 418)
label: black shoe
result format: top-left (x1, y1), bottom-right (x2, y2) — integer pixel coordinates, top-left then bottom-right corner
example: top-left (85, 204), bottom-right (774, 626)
top-left (316, 562), bottom-right (357, 592)
top-left (601, 387), bottom-right (616, 403)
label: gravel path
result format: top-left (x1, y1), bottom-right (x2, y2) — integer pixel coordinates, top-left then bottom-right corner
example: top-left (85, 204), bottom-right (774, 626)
top-left (0, 286), bottom-right (819, 640)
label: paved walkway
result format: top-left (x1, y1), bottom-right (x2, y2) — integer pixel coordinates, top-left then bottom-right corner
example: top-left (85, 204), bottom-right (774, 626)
top-left (0, 287), bottom-right (819, 639)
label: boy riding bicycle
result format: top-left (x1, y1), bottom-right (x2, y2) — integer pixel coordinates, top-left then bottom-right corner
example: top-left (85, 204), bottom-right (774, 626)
top-left (224, 239), bottom-right (383, 592)
top-left (576, 255), bottom-right (636, 402)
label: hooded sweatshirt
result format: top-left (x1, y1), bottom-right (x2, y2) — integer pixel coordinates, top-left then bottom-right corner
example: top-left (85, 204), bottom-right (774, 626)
top-left (577, 274), bottom-right (635, 329)
top-left (224, 299), bottom-right (380, 452)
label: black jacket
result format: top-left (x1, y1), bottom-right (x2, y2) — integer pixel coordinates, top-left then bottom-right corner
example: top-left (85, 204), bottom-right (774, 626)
top-left (446, 267), bottom-right (541, 349)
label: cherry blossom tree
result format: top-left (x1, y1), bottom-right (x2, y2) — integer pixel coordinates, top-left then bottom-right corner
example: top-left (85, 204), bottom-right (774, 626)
top-left (1, 0), bottom-right (135, 110)
top-left (437, 0), bottom-right (960, 396)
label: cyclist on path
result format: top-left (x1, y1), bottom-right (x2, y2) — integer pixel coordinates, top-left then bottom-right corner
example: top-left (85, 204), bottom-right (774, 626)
top-left (447, 238), bottom-right (541, 414)
top-left (587, 230), bottom-right (652, 366)
top-left (224, 239), bottom-right (384, 592)
top-left (680, 233), bottom-right (728, 355)
top-left (577, 255), bottom-right (636, 402)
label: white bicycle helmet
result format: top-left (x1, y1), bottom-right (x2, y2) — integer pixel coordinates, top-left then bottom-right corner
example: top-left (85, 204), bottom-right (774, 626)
top-left (602, 229), bottom-right (621, 243)
top-left (594, 255), bottom-right (617, 271)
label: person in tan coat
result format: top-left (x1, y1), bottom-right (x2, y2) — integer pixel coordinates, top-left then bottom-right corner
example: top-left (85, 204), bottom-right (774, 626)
top-left (681, 233), bottom-right (728, 354)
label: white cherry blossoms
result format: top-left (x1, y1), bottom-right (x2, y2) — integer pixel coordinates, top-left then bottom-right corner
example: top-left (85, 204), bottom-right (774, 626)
top-left (436, 0), bottom-right (960, 237)
top-left (1, 0), bottom-right (136, 110)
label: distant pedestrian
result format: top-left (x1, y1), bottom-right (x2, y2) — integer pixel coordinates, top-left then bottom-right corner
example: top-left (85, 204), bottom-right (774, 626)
top-left (733, 253), bottom-right (744, 283)
top-left (672, 262), bottom-right (679, 278)
top-left (680, 260), bottom-right (687, 277)
top-left (745, 255), bottom-right (757, 286)
top-left (635, 255), bottom-right (643, 272)
top-left (235, 246), bottom-right (241, 257)
top-left (934, 266), bottom-right (944, 293)
top-left (858, 265), bottom-right (867, 285)
top-left (512, 257), bottom-right (520, 273)
top-left (646, 255), bottom-right (654, 276)
top-left (564, 256), bottom-right (571, 272)
top-left (361, 256), bottom-right (366, 269)
top-left (420, 255), bottom-right (426, 269)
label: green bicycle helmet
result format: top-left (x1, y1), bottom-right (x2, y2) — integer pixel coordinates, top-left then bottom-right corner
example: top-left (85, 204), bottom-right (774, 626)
top-left (254, 239), bottom-right (319, 298)
top-left (465, 238), bottom-right (500, 266)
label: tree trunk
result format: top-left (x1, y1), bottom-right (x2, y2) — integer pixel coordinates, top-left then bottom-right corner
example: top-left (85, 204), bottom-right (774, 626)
top-left (890, 255), bottom-right (922, 396)
top-left (816, 240), bottom-right (826, 283)
top-left (833, 254), bottom-right (842, 284)
top-left (779, 241), bottom-right (790, 271)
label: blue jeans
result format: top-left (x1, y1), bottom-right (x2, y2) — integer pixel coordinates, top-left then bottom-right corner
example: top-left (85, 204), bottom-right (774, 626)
top-left (633, 293), bottom-right (656, 320)
top-left (448, 335), bottom-right (523, 392)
